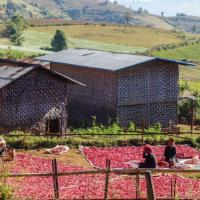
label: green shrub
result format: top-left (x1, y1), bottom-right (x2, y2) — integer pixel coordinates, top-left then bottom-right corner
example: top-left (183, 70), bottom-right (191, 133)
top-left (0, 49), bottom-right (42, 60)
top-left (0, 165), bottom-right (14, 200)
top-left (0, 184), bottom-right (13, 200)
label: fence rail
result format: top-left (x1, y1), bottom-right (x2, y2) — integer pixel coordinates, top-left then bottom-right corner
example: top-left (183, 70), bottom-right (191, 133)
top-left (3, 131), bottom-right (200, 137)
top-left (2, 130), bottom-right (200, 143)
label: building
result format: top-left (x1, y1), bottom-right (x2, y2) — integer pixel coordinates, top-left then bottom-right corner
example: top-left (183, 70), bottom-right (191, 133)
top-left (37, 49), bottom-right (194, 127)
top-left (0, 59), bottom-right (83, 133)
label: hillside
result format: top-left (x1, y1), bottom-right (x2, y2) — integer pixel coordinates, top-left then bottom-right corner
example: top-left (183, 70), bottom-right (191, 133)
top-left (0, 23), bottom-right (183, 53)
top-left (0, 0), bottom-right (174, 29)
top-left (0, 0), bottom-right (133, 23)
top-left (20, 25), bottom-right (183, 50)
top-left (166, 15), bottom-right (200, 33)
top-left (0, 0), bottom-right (44, 18)
top-left (134, 15), bottom-right (174, 30)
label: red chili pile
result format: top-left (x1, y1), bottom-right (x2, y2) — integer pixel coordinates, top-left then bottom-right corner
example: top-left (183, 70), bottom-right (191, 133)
top-left (81, 145), bottom-right (200, 169)
top-left (5, 151), bottom-right (200, 199)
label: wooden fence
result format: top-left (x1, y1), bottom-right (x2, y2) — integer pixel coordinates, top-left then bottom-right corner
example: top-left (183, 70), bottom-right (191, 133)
top-left (3, 130), bottom-right (200, 143)
top-left (5, 159), bottom-right (200, 200)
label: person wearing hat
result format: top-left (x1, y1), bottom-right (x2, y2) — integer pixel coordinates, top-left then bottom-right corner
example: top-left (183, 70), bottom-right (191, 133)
top-left (139, 145), bottom-right (157, 168)
top-left (0, 137), bottom-right (6, 156)
top-left (164, 138), bottom-right (177, 166)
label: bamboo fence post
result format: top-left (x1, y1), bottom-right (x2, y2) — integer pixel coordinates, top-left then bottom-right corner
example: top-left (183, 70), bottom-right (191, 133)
top-left (170, 177), bottom-right (173, 198)
top-left (104, 159), bottom-right (111, 200)
top-left (136, 169), bottom-right (140, 199)
top-left (52, 160), bottom-right (56, 198)
top-left (141, 125), bottom-right (144, 144)
top-left (145, 171), bottom-right (156, 200)
top-left (52, 159), bottom-right (59, 199)
top-left (191, 99), bottom-right (194, 133)
top-left (173, 178), bottom-right (177, 199)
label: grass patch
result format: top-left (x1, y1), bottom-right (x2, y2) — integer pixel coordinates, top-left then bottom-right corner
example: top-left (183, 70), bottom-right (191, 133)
top-left (0, 48), bottom-right (42, 60)
top-left (17, 24), bottom-right (183, 51)
top-left (179, 80), bottom-right (200, 93)
top-left (152, 44), bottom-right (200, 62)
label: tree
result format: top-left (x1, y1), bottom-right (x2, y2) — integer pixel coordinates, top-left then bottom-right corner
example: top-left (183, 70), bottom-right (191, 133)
top-left (6, 0), bottom-right (20, 18)
top-left (5, 15), bottom-right (27, 46)
top-left (192, 24), bottom-right (197, 33)
top-left (51, 30), bottom-right (67, 51)
top-left (124, 12), bottom-right (131, 25)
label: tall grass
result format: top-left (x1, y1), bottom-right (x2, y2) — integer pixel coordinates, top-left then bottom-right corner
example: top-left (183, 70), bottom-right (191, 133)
top-left (0, 49), bottom-right (41, 60)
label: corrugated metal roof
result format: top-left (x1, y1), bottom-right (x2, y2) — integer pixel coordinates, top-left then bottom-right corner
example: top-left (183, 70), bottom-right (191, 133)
top-left (36, 49), bottom-right (195, 71)
top-left (0, 59), bottom-right (85, 89)
top-left (0, 65), bottom-right (34, 89)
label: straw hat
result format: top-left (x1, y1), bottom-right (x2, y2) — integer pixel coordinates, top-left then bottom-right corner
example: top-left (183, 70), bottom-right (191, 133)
top-left (0, 137), bottom-right (5, 144)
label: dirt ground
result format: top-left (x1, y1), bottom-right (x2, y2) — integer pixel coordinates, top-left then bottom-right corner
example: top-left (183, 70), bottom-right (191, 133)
top-left (17, 148), bottom-right (92, 169)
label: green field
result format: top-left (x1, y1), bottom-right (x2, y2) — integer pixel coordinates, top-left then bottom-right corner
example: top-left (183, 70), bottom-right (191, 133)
top-left (180, 80), bottom-right (200, 93)
top-left (0, 24), bottom-right (183, 53)
top-left (152, 44), bottom-right (200, 63)
top-left (27, 25), bottom-right (182, 48)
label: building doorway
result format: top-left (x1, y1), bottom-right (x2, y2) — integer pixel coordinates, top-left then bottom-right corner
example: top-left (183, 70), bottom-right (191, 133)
top-left (47, 118), bottom-right (60, 133)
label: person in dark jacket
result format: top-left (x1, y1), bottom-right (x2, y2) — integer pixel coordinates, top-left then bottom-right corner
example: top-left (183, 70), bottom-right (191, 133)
top-left (139, 145), bottom-right (157, 168)
top-left (164, 138), bottom-right (177, 166)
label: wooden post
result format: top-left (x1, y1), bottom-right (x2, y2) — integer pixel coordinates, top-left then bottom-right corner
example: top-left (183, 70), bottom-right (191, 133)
top-left (47, 116), bottom-right (50, 137)
top-left (141, 125), bottom-right (144, 144)
top-left (104, 159), bottom-right (110, 200)
top-left (52, 159), bottom-right (59, 199)
top-left (170, 177), bottom-right (173, 198)
top-left (145, 171), bottom-right (156, 200)
top-left (136, 170), bottom-right (140, 199)
top-left (191, 99), bottom-right (194, 133)
top-left (173, 178), bottom-right (177, 199)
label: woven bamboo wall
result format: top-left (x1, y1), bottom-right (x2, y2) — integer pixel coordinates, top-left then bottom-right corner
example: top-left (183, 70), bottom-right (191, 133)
top-left (0, 68), bottom-right (68, 130)
top-left (51, 61), bottom-right (179, 127)
top-left (117, 61), bottom-right (179, 127)
top-left (50, 63), bottom-right (117, 125)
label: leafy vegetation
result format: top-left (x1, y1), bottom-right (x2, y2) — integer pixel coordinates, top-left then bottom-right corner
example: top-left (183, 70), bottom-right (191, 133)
top-left (0, 48), bottom-right (42, 60)
top-left (0, 165), bottom-right (13, 200)
top-left (4, 15), bottom-right (27, 46)
top-left (179, 81), bottom-right (200, 124)
top-left (151, 44), bottom-right (200, 63)
top-left (2, 121), bottom-right (200, 150)
top-left (51, 30), bottom-right (67, 51)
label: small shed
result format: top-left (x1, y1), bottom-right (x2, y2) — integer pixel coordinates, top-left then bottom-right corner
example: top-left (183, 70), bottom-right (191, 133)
top-left (0, 59), bottom-right (84, 134)
top-left (37, 49), bottom-right (194, 127)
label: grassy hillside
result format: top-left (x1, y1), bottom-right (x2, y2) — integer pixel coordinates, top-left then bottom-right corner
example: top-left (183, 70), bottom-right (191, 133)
top-left (24, 24), bottom-right (182, 49)
top-left (134, 15), bottom-right (174, 30)
top-left (152, 44), bottom-right (200, 63)
top-left (0, 0), bottom-right (176, 28)
top-left (0, 0), bottom-right (132, 23)
top-left (0, 0), bottom-right (44, 18)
